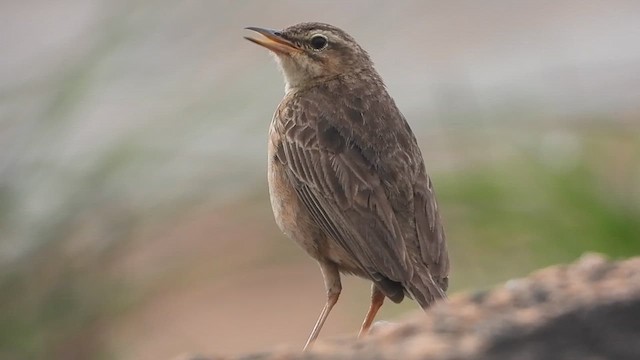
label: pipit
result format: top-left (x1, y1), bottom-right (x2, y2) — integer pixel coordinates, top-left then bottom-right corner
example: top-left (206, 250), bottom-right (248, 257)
top-left (245, 23), bottom-right (450, 350)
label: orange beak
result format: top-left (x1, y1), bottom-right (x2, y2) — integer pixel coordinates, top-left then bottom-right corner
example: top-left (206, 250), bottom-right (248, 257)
top-left (244, 27), bottom-right (300, 55)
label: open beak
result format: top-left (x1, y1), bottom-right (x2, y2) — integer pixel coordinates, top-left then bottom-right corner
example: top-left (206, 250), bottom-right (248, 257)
top-left (244, 27), bottom-right (299, 55)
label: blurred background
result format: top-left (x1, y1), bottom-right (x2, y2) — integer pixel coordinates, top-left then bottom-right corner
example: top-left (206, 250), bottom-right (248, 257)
top-left (1, 0), bottom-right (639, 359)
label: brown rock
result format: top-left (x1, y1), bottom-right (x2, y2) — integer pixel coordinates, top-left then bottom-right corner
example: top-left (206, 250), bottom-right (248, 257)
top-left (187, 253), bottom-right (640, 360)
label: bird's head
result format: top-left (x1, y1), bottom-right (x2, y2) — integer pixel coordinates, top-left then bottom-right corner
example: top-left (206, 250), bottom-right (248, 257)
top-left (245, 22), bottom-right (374, 92)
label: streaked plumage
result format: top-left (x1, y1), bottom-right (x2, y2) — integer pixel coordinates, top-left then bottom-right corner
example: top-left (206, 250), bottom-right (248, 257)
top-left (246, 22), bottom-right (449, 350)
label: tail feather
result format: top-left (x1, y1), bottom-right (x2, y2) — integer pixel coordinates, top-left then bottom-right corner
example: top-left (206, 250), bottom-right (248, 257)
top-left (406, 270), bottom-right (448, 310)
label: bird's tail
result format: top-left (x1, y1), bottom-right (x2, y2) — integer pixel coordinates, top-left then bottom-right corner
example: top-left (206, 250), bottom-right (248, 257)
top-left (406, 270), bottom-right (448, 310)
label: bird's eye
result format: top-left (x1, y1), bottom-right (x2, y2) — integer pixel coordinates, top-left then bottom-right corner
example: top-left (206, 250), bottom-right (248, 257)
top-left (309, 34), bottom-right (328, 50)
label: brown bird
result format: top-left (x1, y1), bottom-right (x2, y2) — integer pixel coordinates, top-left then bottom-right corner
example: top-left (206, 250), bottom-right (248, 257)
top-left (244, 23), bottom-right (449, 350)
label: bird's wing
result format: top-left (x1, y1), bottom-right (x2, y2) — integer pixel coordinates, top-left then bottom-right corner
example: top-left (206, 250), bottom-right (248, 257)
top-left (273, 103), bottom-right (412, 284)
top-left (412, 170), bottom-right (450, 292)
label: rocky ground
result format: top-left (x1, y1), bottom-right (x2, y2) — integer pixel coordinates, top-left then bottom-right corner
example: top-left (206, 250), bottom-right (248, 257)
top-left (183, 253), bottom-right (640, 360)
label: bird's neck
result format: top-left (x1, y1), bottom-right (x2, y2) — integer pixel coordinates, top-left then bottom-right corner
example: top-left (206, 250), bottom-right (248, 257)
top-left (282, 70), bottom-right (305, 94)
top-left (283, 68), bottom-right (382, 95)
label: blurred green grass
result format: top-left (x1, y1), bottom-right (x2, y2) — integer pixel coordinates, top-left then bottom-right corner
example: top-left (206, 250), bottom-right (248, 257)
top-left (440, 157), bottom-right (640, 291)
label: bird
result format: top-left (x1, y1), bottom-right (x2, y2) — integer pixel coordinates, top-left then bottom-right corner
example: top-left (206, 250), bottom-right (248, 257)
top-left (244, 22), bottom-right (449, 350)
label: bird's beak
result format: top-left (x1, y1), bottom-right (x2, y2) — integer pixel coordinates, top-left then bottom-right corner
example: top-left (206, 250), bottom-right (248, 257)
top-left (244, 27), bottom-right (300, 55)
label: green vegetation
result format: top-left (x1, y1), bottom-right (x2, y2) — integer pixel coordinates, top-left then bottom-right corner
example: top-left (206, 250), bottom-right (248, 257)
top-left (438, 131), bottom-right (640, 290)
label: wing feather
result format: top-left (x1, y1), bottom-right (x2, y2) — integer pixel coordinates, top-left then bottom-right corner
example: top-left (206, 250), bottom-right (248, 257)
top-left (413, 171), bottom-right (450, 292)
top-left (278, 118), bottom-right (411, 283)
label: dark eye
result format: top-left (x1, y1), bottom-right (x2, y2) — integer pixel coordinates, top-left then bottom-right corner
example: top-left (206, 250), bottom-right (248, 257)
top-left (310, 34), bottom-right (328, 50)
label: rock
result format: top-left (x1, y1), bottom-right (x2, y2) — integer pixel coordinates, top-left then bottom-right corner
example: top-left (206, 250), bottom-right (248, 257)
top-left (187, 253), bottom-right (640, 360)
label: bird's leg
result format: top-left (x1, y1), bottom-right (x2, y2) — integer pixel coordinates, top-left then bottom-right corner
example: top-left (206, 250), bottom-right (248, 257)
top-left (303, 262), bottom-right (341, 351)
top-left (357, 284), bottom-right (385, 338)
